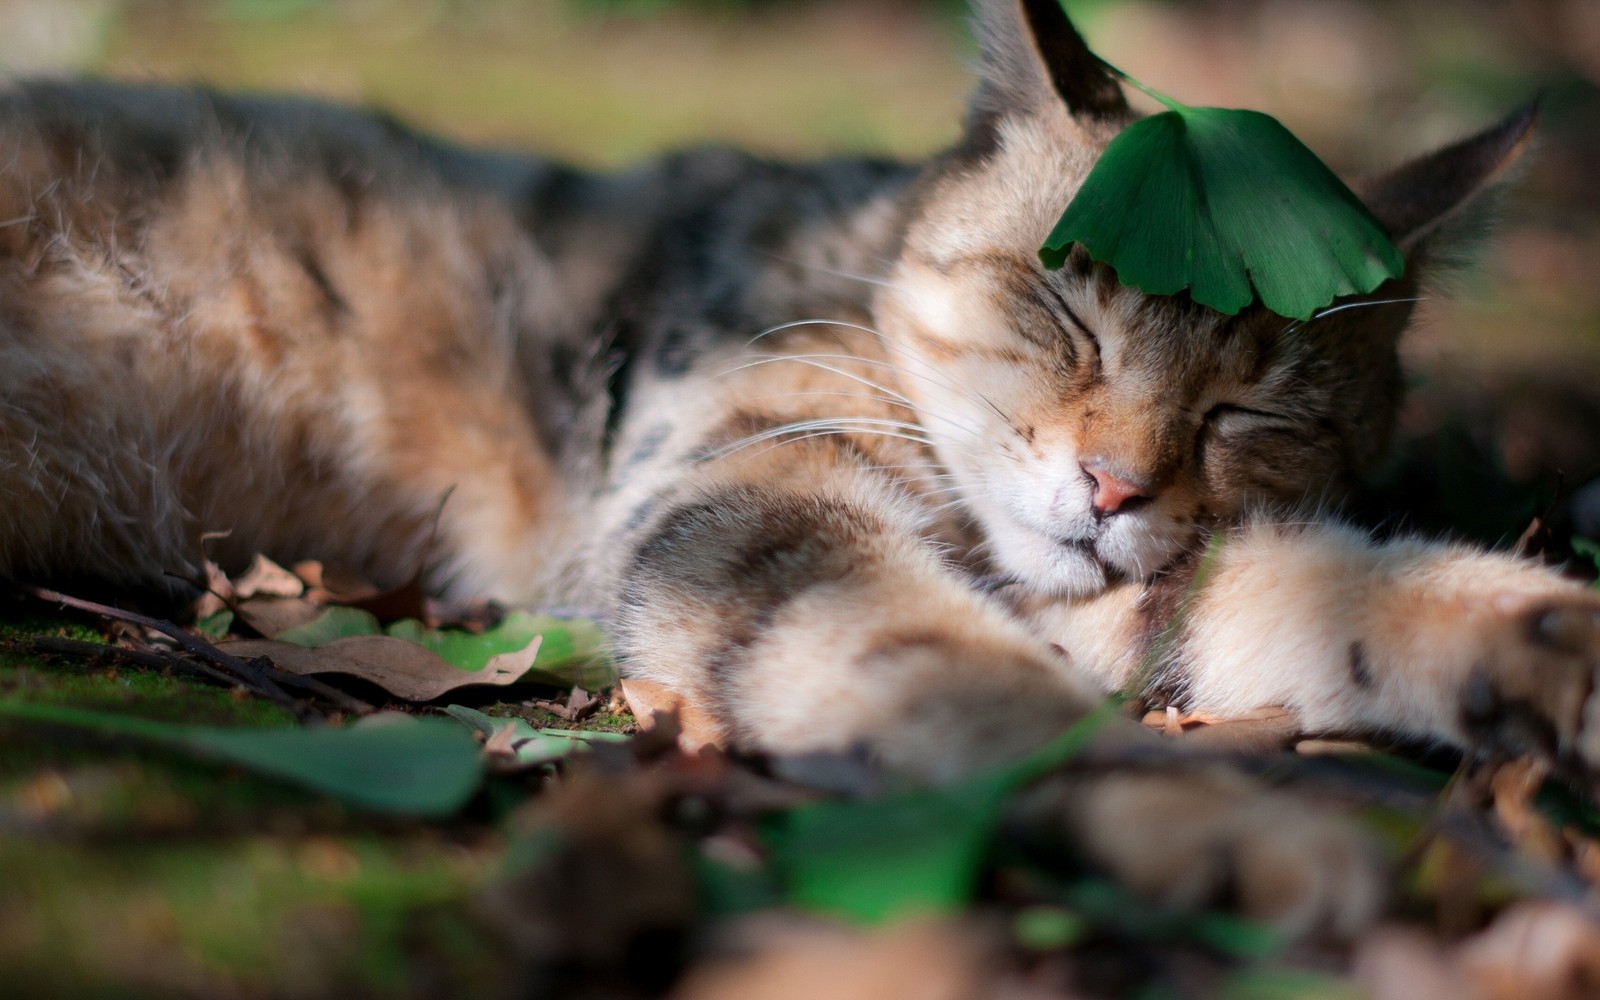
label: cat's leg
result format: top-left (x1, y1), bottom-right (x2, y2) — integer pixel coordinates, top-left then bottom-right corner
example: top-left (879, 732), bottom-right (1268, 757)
top-left (610, 436), bottom-right (1383, 932)
top-left (1032, 519), bottom-right (1600, 777)
top-left (612, 432), bottom-right (1106, 783)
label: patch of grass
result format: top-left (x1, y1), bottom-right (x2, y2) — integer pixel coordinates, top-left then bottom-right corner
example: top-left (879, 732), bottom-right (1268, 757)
top-left (89, 0), bottom-right (969, 163)
top-left (0, 831), bottom-right (504, 998)
top-left (0, 657), bottom-right (296, 726)
top-left (0, 620), bottom-right (346, 832)
top-left (496, 699), bottom-right (638, 735)
top-left (0, 609), bottom-right (512, 997)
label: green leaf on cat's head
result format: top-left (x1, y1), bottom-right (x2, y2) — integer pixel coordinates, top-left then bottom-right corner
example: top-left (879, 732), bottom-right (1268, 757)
top-left (1040, 99), bottom-right (1404, 321)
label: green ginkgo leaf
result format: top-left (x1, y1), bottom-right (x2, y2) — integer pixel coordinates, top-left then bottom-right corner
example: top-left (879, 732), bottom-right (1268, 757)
top-left (1040, 97), bottom-right (1404, 321)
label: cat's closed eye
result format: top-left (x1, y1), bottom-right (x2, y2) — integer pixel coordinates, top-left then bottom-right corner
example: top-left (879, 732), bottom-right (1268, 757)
top-left (1201, 403), bottom-right (1291, 429)
top-left (1033, 285), bottom-right (1101, 374)
top-left (1196, 403), bottom-right (1304, 465)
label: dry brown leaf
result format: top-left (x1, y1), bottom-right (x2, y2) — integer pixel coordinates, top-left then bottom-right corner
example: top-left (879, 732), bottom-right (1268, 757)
top-left (475, 769), bottom-right (699, 969)
top-left (312, 563), bottom-right (382, 601)
top-left (220, 634), bottom-right (543, 701)
top-left (1490, 758), bottom-right (1564, 864)
top-left (528, 686), bottom-right (601, 722)
top-left (293, 560), bottom-right (432, 624)
top-left (1460, 902), bottom-right (1600, 1000)
top-left (231, 554), bottom-right (306, 600)
top-left (1355, 926), bottom-right (1475, 1000)
top-left (670, 917), bottom-right (992, 1000)
top-left (1295, 738), bottom-right (1375, 756)
top-left (232, 596), bottom-right (324, 637)
top-left (344, 577), bottom-right (430, 625)
top-left (191, 560), bottom-right (234, 620)
top-left (1565, 829), bottom-right (1600, 887)
top-left (291, 560), bottom-right (327, 590)
top-left (484, 636), bottom-right (543, 675)
top-left (1138, 706), bottom-right (1302, 752)
top-left (482, 722), bottom-right (521, 761)
top-left (622, 677), bottom-right (723, 752)
top-left (1357, 904), bottom-right (1600, 1000)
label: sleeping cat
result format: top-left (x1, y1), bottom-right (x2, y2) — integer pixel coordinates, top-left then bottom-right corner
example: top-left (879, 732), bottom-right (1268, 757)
top-left (3, 0), bottom-right (1597, 933)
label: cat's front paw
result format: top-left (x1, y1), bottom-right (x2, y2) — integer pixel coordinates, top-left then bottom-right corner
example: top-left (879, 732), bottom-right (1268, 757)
top-left (1022, 769), bottom-right (1384, 938)
top-left (1454, 595), bottom-right (1600, 781)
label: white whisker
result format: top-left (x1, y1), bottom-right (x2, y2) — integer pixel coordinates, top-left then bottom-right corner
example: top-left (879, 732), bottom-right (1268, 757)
top-left (712, 426), bottom-right (940, 466)
top-left (717, 354), bottom-right (917, 409)
top-left (744, 317), bottom-right (886, 348)
top-left (1310, 296), bottom-right (1425, 322)
top-left (741, 388), bottom-right (992, 443)
top-left (707, 417), bottom-right (938, 461)
top-left (725, 350), bottom-right (1017, 427)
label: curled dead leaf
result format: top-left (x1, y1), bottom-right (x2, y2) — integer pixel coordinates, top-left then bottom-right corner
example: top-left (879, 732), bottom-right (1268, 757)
top-left (191, 561), bottom-right (235, 620)
top-left (1490, 758), bottom-right (1564, 864)
top-left (233, 596), bottom-right (324, 638)
top-left (231, 554), bottom-right (306, 600)
top-left (528, 686), bottom-right (601, 723)
top-left (482, 723), bottom-right (522, 761)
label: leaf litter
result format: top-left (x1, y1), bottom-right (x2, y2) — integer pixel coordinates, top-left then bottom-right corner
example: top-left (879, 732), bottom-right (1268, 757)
top-left (8, 553), bottom-right (1600, 998)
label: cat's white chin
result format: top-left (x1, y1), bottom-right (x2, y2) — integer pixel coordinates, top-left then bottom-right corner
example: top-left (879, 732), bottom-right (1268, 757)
top-left (985, 520), bottom-right (1111, 597)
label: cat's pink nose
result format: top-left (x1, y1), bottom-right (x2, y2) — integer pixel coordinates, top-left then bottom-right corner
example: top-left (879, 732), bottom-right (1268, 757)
top-left (1083, 462), bottom-right (1150, 515)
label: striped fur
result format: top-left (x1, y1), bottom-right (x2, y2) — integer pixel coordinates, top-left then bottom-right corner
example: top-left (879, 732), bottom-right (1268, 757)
top-left (1, 0), bottom-right (1594, 933)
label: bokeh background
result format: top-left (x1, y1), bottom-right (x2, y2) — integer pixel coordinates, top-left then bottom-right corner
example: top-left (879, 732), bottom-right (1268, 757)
top-left (2, 0), bottom-right (1598, 541)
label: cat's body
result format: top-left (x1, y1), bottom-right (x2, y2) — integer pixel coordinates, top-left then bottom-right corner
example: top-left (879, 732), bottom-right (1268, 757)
top-left (6, 0), bottom-right (1600, 933)
top-left (0, 81), bottom-right (914, 601)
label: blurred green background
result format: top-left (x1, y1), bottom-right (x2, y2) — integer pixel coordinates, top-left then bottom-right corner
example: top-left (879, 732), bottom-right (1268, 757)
top-left (1, 0), bottom-right (1598, 532)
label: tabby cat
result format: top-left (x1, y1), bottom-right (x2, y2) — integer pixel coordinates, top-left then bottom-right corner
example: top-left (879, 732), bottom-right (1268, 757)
top-left (3, 0), bottom-right (1597, 934)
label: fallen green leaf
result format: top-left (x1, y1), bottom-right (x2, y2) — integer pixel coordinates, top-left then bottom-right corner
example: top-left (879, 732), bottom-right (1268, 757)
top-left (195, 609), bottom-right (235, 640)
top-left (1041, 90), bottom-right (1403, 321)
top-left (0, 701), bottom-right (483, 816)
top-left (1188, 911), bottom-right (1284, 959)
top-left (1013, 905), bottom-right (1088, 951)
top-left (440, 704), bottom-right (628, 765)
top-left (1059, 876), bottom-right (1284, 958)
top-left (762, 700), bottom-right (1119, 924)
top-left (696, 854), bottom-right (786, 917)
top-left (1219, 969), bottom-right (1362, 1000)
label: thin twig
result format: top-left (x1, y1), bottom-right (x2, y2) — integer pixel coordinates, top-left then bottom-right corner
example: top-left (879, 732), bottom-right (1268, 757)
top-left (27, 635), bottom-right (374, 716)
top-left (30, 635), bottom-right (235, 685)
top-left (20, 584), bottom-right (311, 719)
top-left (253, 664), bottom-right (373, 715)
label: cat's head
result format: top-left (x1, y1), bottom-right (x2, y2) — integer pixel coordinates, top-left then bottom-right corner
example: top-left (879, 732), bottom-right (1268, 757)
top-left (876, 0), bottom-right (1533, 597)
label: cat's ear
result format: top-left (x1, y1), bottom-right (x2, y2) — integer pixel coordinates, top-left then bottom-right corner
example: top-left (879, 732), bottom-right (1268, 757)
top-left (1356, 102), bottom-right (1537, 269)
top-left (966, 0), bottom-right (1127, 140)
